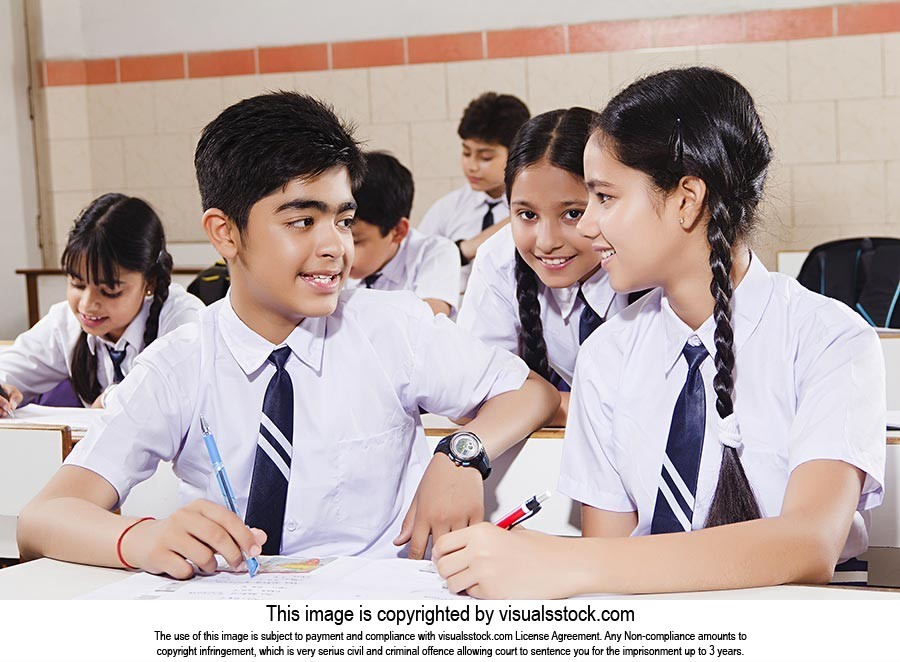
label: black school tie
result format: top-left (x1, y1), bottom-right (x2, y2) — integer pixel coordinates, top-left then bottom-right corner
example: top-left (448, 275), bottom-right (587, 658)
top-left (363, 273), bottom-right (382, 288)
top-left (650, 340), bottom-right (709, 534)
top-left (577, 288), bottom-right (604, 344)
top-left (245, 346), bottom-right (294, 555)
top-left (482, 201), bottom-right (501, 231)
top-left (107, 346), bottom-right (127, 383)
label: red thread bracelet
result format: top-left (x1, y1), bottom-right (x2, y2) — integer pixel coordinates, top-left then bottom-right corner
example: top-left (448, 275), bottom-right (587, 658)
top-left (116, 517), bottom-right (155, 570)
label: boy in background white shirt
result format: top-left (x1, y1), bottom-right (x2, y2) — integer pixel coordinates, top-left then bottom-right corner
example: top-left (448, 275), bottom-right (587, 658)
top-left (349, 152), bottom-right (460, 317)
top-left (18, 92), bottom-right (559, 575)
top-left (418, 92), bottom-right (530, 293)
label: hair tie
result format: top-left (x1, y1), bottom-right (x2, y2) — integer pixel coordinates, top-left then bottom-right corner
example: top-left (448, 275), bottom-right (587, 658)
top-left (719, 412), bottom-right (743, 453)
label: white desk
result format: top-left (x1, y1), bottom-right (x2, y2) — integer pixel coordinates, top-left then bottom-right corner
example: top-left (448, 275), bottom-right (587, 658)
top-left (0, 557), bottom-right (896, 600)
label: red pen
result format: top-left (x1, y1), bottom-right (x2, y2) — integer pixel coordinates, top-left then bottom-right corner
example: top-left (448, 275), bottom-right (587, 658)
top-left (493, 491), bottom-right (551, 530)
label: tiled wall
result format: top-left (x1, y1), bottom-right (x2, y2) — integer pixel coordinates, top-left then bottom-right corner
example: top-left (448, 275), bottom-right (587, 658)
top-left (33, 3), bottom-right (900, 269)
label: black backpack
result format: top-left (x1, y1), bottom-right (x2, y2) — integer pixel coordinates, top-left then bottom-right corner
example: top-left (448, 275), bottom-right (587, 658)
top-left (796, 237), bottom-right (900, 328)
top-left (187, 260), bottom-right (231, 306)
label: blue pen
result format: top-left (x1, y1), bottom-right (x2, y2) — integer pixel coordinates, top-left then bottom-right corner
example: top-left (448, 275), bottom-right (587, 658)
top-left (200, 415), bottom-right (259, 578)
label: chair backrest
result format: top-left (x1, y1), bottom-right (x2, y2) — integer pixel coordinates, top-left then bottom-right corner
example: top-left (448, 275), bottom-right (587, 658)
top-left (797, 237), bottom-right (900, 328)
top-left (0, 425), bottom-right (73, 518)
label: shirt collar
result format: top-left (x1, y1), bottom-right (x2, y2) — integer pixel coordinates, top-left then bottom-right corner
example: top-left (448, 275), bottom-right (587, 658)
top-left (376, 233), bottom-right (411, 287)
top-left (660, 250), bottom-right (774, 373)
top-left (548, 268), bottom-right (618, 321)
top-left (86, 296), bottom-right (151, 355)
top-left (217, 294), bottom-right (326, 375)
top-left (470, 188), bottom-right (507, 211)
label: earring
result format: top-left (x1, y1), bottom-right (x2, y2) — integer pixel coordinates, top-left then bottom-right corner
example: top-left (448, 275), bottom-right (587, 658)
top-left (678, 217), bottom-right (684, 225)
top-left (145, 289), bottom-right (153, 296)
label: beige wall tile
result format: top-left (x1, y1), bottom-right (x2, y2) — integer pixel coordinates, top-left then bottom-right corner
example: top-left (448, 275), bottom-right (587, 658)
top-left (153, 79), bottom-right (225, 134)
top-left (445, 59), bottom-right (527, 119)
top-left (780, 223), bottom-right (847, 252)
top-left (697, 42), bottom-right (789, 105)
top-left (526, 53), bottom-right (610, 115)
top-left (838, 98), bottom-right (900, 162)
top-left (370, 63), bottom-right (446, 124)
top-left (411, 177), bottom-right (458, 226)
top-left (89, 138), bottom-right (126, 191)
top-left (357, 123), bottom-right (411, 166)
top-left (294, 69), bottom-right (370, 126)
top-left (410, 120), bottom-right (460, 178)
top-left (788, 35), bottom-right (882, 101)
top-left (759, 158), bottom-right (793, 228)
top-left (124, 134), bottom-right (195, 189)
top-left (886, 161), bottom-right (900, 223)
top-left (51, 190), bottom-right (95, 259)
top-left (152, 187), bottom-right (205, 242)
top-left (43, 86), bottom-right (90, 140)
top-left (763, 102), bottom-right (837, 164)
top-left (47, 139), bottom-right (92, 192)
top-left (885, 34), bottom-right (900, 97)
top-left (840, 222), bottom-right (900, 238)
top-left (220, 74), bottom-right (291, 108)
top-left (87, 82), bottom-right (156, 137)
top-left (792, 162), bottom-right (885, 227)
top-left (609, 47), bottom-right (697, 94)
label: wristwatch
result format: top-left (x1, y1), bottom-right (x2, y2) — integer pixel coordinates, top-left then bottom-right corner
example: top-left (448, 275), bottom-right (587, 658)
top-left (434, 431), bottom-right (491, 480)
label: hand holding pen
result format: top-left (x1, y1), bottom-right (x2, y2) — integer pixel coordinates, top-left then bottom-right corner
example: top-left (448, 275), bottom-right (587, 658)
top-left (0, 383), bottom-right (21, 418)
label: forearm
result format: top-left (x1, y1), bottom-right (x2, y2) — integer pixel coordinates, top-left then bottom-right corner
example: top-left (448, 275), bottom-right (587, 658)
top-left (546, 391), bottom-right (569, 428)
top-left (18, 496), bottom-right (138, 567)
top-left (463, 373), bottom-right (559, 460)
top-left (569, 515), bottom-right (838, 596)
top-left (459, 218), bottom-right (510, 261)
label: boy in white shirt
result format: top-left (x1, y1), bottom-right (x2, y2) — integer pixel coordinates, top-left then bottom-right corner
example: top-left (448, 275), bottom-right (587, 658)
top-left (18, 92), bottom-right (559, 575)
top-left (349, 152), bottom-right (460, 316)
top-left (418, 92), bottom-right (530, 293)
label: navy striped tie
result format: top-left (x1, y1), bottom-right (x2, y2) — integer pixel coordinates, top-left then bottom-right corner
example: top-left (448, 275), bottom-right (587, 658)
top-left (651, 341), bottom-right (708, 534)
top-left (245, 346), bottom-right (294, 555)
top-left (107, 346), bottom-right (127, 383)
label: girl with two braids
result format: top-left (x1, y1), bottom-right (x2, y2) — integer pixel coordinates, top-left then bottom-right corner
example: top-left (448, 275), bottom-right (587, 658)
top-left (0, 194), bottom-right (203, 414)
top-left (458, 108), bottom-right (631, 425)
top-left (434, 68), bottom-right (886, 598)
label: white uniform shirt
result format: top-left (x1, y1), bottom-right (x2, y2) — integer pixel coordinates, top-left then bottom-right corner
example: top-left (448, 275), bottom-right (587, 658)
top-left (347, 228), bottom-right (461, 314)
top-left (66, 289), bottom-right (529, 559)
top-left (559, 253), bottom-right (886, 561)
top-left (458, 225), bottom-right (630, 386)
top-left (0, 283), bottom-right (203, 403)
top-left (418, 185), bottom-right (508, 292)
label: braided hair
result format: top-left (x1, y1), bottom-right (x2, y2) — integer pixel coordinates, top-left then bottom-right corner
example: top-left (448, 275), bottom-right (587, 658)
top-left (505, 107), bottom-right (598, 379)
top-left (594, 67), bottom-right (772, 527)
top-left (61, 193), bottom-right (172, 403)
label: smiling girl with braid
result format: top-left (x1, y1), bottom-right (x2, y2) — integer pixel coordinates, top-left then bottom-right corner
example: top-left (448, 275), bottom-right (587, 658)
top-left (434, 67), bottom-right (886, 598)
top-left (458, 108), bottom-right (632, 425)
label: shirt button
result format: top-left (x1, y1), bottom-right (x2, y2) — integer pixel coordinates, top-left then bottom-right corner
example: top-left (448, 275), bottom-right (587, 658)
top-left (687, 335), bottom-right (702, 347)
top-left (285, 520), bottom-right (298, 532)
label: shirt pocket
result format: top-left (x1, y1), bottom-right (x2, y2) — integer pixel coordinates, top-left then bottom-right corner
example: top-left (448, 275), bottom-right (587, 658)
top-left (333, 420), bottom-right (414, 534)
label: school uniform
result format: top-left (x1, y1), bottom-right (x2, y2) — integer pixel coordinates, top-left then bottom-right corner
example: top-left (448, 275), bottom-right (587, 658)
top-left (348, 228), bottom-right (462, 314)
top-left (0, 283), bottom-right (203, 405)
top-left (65, 288), bottom-right (529, 559)
top-left (418, 185), bottom-right (508, 292)
top-left (458, 225), bottom-right (630, 386)
top-left (559, 253), bottom-right (885, 562)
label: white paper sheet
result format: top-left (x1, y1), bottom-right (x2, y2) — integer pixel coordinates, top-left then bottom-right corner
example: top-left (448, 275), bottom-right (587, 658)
top-left (0, 404), bottom-right (101, 431)
top-left (81, 556), bottom-right (465, 600)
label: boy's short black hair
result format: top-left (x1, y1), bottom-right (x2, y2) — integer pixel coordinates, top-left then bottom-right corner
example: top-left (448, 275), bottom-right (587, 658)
top-left (353, 151), bottom-right (414, 236)
top-left (457, 92), bottom-right (530, 149)
top-left (195, 91), bottom-right (365, 233)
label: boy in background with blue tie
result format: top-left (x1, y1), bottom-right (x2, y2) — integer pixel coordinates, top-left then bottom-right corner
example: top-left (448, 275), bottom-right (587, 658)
top-left (18, 92), bottom-right (559, 576)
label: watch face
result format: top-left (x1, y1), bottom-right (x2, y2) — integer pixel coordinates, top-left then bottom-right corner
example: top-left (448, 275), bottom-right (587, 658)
top-left (450, 433), bottom-right (480, 461)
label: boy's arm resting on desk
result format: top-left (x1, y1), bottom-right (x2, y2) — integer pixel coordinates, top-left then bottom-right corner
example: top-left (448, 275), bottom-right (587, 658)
top-left (433, 459), bottom-right (864, 599)
top-left (457, 218), bottom-right (510, 263)
top-left (17, 465), bottom-right (265, 578)
top-left (398, 370), bottom-right (559, 559)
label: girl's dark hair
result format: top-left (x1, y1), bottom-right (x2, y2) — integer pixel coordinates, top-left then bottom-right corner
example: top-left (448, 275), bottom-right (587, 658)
top-left (595, 67), bottom-right (772, 528)
top-left (61, 193), bottom-right (173, 404)
top-left (504, 107), bottom-right (598, 380)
